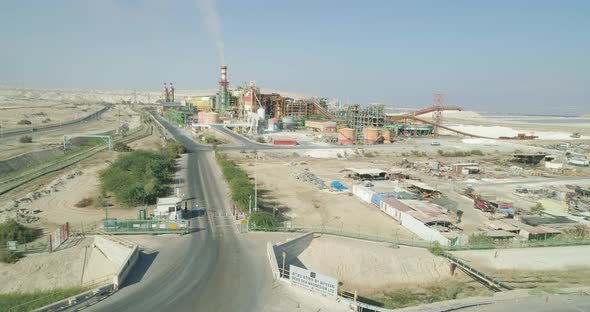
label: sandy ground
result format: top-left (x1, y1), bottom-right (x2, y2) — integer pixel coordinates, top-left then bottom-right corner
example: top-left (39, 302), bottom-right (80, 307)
top-left (230, 153), bottom-right (417, 239)
top-left (0, 104), bottom-right (140, 160)
top-left (296, 235), bottom-right (458, 295)
top-left (451, 246), bottom-right (590, 271)
top-left (0, 130), bottom-right (165, 233)
top-left (0, 236), bottom-right (115, 293)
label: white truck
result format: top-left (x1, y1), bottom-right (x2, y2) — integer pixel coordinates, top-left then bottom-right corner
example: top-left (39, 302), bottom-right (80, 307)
top-left (155, 197), bottom-right (184, 220)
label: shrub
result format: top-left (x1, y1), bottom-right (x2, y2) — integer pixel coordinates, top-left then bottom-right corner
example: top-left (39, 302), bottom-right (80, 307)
top-left (17, 119), bottom-right (31, 125)
top-left (0, 250), bottom-right (20, 263)
top-left (256, 137), bottom-right (266, 144)
top-left (0, 220), bottom-right (39, 246)
top-left (427, 241), bottom-right (444, 256)
top-left (530, 202), bottom-right (545, 215)
top-left (95, 195), bottom-right (108, 208)
top-left (113, 142), bottom-right (133, 152)
top-left (19, 136), bottom-right (33, 143)
top-left (249, 211), bottom-right (278, 228)
top-left (74, 198), bottom-right (93, 208)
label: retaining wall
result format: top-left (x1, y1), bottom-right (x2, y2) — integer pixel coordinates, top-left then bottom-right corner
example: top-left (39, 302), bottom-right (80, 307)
top-left (93, 235), bottom-right (139, 289)
top-left (272, 232), bottom-right (314, 267)
top-left (0, 148), bottom-right (63, 174)
top-left (266, 242), bottom-right (280, 281)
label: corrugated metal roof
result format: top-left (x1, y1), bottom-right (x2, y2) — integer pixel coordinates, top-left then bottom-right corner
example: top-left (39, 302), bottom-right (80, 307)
top-left (346, 168), bottom-right (387, 175)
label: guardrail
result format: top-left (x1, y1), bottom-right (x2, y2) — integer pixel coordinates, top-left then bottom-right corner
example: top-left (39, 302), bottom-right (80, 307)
top-left (442, 252), bottom-right (513, 292)
top-left (250, 225), bottom-right (590, 251)
top-left (0, 122), bottom-right (152, 195)
top-left (250, 225), bottom-right (433, 248)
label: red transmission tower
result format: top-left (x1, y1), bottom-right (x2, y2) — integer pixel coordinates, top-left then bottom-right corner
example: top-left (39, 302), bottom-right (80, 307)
top-left (432, 93), bottom-right (444, 137)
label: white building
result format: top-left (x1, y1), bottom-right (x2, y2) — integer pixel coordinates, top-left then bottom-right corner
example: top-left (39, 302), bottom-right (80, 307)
top-left (155, 197), bottom-right (184, 220)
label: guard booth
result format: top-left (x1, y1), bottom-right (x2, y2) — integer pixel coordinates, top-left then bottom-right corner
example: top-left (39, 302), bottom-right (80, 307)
top-left (155, 197), bottom-right (184, 220)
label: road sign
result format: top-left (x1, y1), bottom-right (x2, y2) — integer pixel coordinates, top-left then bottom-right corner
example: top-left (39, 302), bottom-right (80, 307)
top-left (7, 241), bottom-right (17, 251)
top-left (289, 265), bottom-right (338, 297)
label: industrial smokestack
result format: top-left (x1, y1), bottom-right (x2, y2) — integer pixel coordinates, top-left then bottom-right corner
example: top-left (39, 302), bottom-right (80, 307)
top-left (163, 83), bottom-right (169, 103)
top-left (170, 83), bottom-right (175, 102)
top-left (218, 64), bottom-right (229, 112)
top-left (220, 64), bottom-right (228, 86)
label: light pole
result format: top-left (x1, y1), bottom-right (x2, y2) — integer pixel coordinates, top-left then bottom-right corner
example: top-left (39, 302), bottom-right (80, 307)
top-left (254, 152), bottom-right (258, 211)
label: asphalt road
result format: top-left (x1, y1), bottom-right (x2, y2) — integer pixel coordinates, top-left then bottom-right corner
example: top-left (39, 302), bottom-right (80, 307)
top-left (84, 115), bottom-right (272, 311)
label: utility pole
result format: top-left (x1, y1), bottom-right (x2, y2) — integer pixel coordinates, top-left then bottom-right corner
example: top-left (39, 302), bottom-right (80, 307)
top-left (254, 153), bottom-right (258, 211)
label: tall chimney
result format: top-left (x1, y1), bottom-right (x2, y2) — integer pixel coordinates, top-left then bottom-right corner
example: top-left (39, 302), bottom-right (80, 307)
top-left (218, 65), bottom-right (229, 112)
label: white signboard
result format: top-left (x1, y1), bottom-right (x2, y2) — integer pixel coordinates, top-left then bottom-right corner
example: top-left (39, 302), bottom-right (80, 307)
top-left (289, 265), bottom-right (338, 297)
top-left (7, 241), bottom-right (17, 251)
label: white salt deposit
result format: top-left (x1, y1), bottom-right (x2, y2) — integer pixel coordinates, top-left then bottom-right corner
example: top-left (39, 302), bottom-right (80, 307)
top-left (448, 125), bottom-right (586, 140)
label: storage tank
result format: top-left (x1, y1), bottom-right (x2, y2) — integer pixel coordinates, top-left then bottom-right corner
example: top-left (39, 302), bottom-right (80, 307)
top-left (197, 111), bottom-right (206, 124)
top-left (267, 118), bottom-right (279, 131)
top-left (257, 107), bottom-right (265, 119)
top-left (282, 117), bottom-right (295, 129)
top-left (204, 112), bottom-right (220, 124)
top-left (338, 128), bottom-right (355, 145)
top-left (364, 128), bottom-right (379, 144)
top-left (382, 128), bottom-right (391, 144)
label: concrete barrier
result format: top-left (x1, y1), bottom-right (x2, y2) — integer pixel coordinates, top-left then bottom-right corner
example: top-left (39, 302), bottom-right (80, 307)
top-left (93, 235), bottom-right (139, 289)
top-left (266, 242), bottom-right (280, 281)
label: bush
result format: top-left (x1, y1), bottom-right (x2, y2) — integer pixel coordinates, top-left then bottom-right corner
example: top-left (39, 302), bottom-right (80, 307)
top-left (0, 250), bottom-right (20, 263)
top-left (113, 142), bottom-right (133, 152)
top-left (99, 149), bottom-right (176, 206)
top-left (74, 198), bottom-right (93, 208)
top-left (427, 241), bottom-right (444, 256)
top-left (0, 220), bottom-right (39, 246)
top-left (41, 118), bottom-right (51, 123)
top-left (256, 137), bottom-right (266, 144)
top-left (249, 211), bottom-right (278, 228)
top-left (95, 195), bottom-right (108, 208)
top-left (17, 119), bottom-right (31, 125)
top-left (437, 149), bottom-right (484, 157)
top-left (19, 136), bottom-right (32, 143)
top-left (530, 202), bottom-right (545, 215)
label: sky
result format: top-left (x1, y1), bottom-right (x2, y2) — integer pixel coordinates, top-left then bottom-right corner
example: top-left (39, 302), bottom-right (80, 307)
top-left (1, 0), bottom-right (589, 115)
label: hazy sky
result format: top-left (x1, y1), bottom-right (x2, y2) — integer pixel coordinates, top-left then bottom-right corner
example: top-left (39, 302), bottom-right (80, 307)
top-left (1, 0), bottom-right (589, 115)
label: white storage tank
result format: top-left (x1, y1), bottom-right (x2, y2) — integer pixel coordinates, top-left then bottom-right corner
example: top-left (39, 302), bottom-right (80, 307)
top-left (257, 107), bottom-right (265, 119)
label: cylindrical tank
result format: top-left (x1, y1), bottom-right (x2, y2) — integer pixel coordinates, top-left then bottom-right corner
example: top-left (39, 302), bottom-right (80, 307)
top-left (338, 128), bottom-right (355, 145)
top-left (364, 128), bottom-right (379, 144)
top-left (267, 118), bottom-right (278, 131)
top-left (282, 117), bottom-right (295, 129)
top-left (382, 128), bottom-right (391, 144)
top-left (204, 112), bottom-right (220, 124)
top-left (257, 107), bottom-right (265, 119)
top-left (197, 112), bottom-right (206, 124)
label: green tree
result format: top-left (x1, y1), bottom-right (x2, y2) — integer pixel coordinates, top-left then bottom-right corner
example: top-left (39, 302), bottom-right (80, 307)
top-left (530, 202), bottom-right (545, 215)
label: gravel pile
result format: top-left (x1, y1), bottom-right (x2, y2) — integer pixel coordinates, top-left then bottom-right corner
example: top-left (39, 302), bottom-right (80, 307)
top-left (292, 169), bottom-right (327, 190)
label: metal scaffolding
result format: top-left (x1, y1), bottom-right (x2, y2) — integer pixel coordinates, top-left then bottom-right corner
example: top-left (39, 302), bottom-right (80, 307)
top-left (344, 104), bottom-right (385, 143)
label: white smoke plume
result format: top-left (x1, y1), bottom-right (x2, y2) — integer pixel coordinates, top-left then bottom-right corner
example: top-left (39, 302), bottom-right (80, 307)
top-left (196, 0), bottom-right (225, 64)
